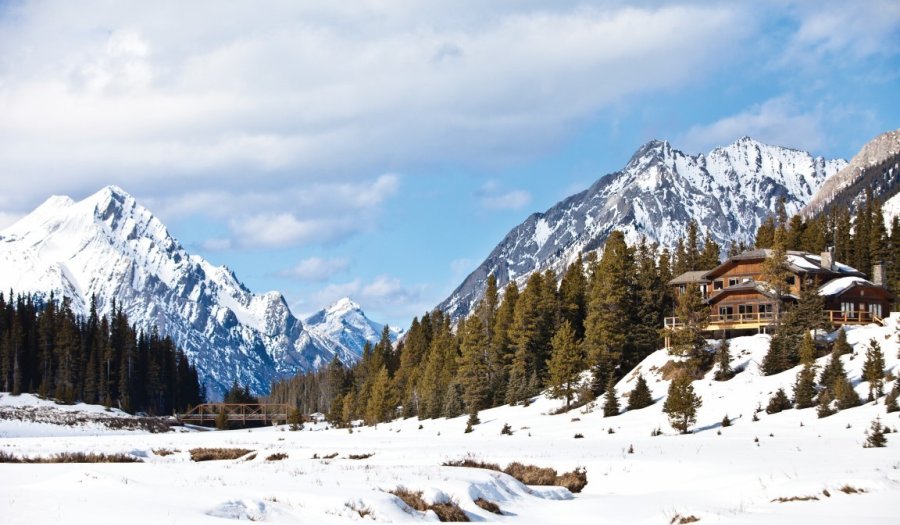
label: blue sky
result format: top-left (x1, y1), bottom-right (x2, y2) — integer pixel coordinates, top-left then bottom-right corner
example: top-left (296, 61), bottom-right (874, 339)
top-left (0, 1), bottom-right (898, 328)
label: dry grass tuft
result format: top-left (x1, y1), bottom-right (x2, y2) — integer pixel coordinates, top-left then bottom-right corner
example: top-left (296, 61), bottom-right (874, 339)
top-left (347, 452), bottom-right (374, 460)
top-left (474, 498), bottom-right (502, 514)
top-left (189, 448), bottom-right (254, 462)
top-left (390, 487), bottom-right (429, 512)
top-left (670, 514), bottom-right (700, 524)
top-left (771, 495), bottom-right (819, 503)
top-left (152, 448), bottom-right (175, 457)
top-left (556, 467), bottom-right (588, 493)
top-left (442, 456), bottom-right (502, 472)
top-left (838, 484), bottom-right (866, 494)
top-left (503, 462), bottom-right (557, 486)
top-left (430, 501), bottom-right (469, 522)
top-left (266, 452), bottom-right (288, 461)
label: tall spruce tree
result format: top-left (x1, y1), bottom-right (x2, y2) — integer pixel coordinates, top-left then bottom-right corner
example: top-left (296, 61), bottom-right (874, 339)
top-left (627, 374), bottom-right (653, 410)
top-left (602, 375), bottom-right (620, 417)
top-left (547, 320), bottom-right (584, 411)
top-left (713, 336), bottom-right (734, 381)
top-left (666, 283), bottom-right (708, 360)
top-left (862, 338), bottom-right (885, 400)
top-left (458, 316), bottom-right (491, 417)
top-left (793, 331), bottom-right (818, 409)
top-left (582, 231), bottom-right (635, 392)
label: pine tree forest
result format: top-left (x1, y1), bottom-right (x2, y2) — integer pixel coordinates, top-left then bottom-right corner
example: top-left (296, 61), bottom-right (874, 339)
top-left (270, 193), bottom-right (900, 425)
top-left (0, 292), bottom-right (205, 414)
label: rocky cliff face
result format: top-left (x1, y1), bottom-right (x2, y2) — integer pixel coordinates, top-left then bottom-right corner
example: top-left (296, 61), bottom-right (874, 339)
top-left (438, 137), bottom-right (846, 320)
top-left (803, 130), bottom-right (900, 219)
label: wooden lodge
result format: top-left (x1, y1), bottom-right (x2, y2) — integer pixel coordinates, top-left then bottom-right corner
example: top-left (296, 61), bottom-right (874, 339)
top-left (664, 249), bottom-right (894, 337)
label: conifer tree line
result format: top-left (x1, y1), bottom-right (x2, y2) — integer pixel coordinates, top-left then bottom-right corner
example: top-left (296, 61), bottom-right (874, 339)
top-left (270, 231), bottom-right (689, 425)
top-left (0, 292), bottom-right (204, 414)
top-left (753, 193), bottom-right (900, 295)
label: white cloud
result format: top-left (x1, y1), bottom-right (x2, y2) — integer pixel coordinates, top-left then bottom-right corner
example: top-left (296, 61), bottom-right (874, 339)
top-left (778, 0), bottom-right (900, 67)
top-left (0, 1), bottom-right (748, 209)
top-left (481, 189), bottom-right (532, 211)
top-left (280, 257), bottom-right (350, 282)
top-left (678, 96), bottom-right (827, 154)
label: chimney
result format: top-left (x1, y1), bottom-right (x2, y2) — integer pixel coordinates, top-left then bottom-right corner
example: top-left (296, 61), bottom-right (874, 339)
top-left (820, 250), bottom-right (835, 272)
top-left (872, 262), bottom-right (886, 287)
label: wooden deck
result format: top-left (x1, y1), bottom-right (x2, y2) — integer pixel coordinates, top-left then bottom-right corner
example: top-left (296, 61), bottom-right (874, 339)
top-left (664, 310), bottom-right (884, 332)
top-left (178, 403), bottom-right (293, 425)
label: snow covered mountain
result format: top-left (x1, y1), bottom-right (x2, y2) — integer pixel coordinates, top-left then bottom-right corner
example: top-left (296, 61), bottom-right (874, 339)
top-left (439, 137), bottom-right (846, 320)
top-left (304, 298), bottom-right (402, 353)
top-left (802, 129), bottom-right (900, 221)
top-left (0, 186), bottom-right (383, 397)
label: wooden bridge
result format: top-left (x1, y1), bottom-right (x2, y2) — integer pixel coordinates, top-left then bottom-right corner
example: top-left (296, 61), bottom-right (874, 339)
top-left (178, 403), bottom-right (294, 425)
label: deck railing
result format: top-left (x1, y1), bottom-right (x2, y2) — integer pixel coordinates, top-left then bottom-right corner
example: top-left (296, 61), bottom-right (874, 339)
top-left (664, 310), bottom-right (883, 330)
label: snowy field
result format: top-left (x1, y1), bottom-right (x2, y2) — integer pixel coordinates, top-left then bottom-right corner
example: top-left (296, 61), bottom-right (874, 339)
top-left (2, 320), bottom-right (900, 524)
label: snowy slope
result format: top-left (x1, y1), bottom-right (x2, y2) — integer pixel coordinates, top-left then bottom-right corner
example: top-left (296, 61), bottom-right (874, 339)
top-left (440, 137), bottom-right (846, 320)
top-left (1, 319), bottom-right (898, 524)
top-left (0, 187), bottom-right (377, 397)
top-left (304, 298), bottom-right (402, 353)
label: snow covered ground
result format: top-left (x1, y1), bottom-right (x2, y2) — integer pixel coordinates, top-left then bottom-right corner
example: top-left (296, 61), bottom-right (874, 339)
top-left (2, 319), bottom-right (899, 524)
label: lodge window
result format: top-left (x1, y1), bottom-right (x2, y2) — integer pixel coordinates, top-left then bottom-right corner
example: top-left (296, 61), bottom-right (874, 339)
top-left (759, 303), bottom-right (773, 316)
top-left (785, 276), bottom-right (796, 286)
top-left (713, 280), bottom-right (723, 291)
top-left (728, 278), bottom-right (739, 286)
top-left (738, 304), bottom-right (753, 315)
top-left (841, 302), bottom-right (854, 317)
top-left (869, 304), bottom-right (882, 318)
top-left (718, 306), bottom-right (734, 319)
top-left (678, 284), bottom-right (686, 295)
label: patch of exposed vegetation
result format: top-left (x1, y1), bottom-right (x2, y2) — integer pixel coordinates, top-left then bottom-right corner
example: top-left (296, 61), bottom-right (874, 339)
top-left (0, 450), bottom-right (141, 463)
top-left (189, 448), bottom-right (254, 462)
top-left (266, 452), bottom-right (288, 461)
top-left (442, 456), bottom-right (587, 493)
top-left (347, 452), bottom-right (374, 460)
top-left (474, 498), bottom-right (501, 514)
top-left (388, 487), bottom-right (470, 522)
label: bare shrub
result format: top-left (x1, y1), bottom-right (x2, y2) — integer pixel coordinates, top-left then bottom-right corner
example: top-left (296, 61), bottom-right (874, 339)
top-left (189, 448), bottom-right (253, 462)
top-left (430, 500), bottom-right (469, 522)
top-left (347, 452), bottom-right (374, 460)
top-left (389, 487), bottom-right (429, 512)
top-left (838, 484), bottom-right (866, 494)
top-left (474, 498), bottom-right (501, 514)
top-left (503, 462), bottom-right (557, 486)
top-left (266, 452), bottom-right (288, 461)
top-left (556, 467), bottom-right (588, 493)
top-left (670, 514), bottom-right (700, 524)
top-left (152, 448), bottom-right (175, 457)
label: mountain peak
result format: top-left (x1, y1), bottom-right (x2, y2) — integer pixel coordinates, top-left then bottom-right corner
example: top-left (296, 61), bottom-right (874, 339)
top-left (328, 297), bottom-right (362, 313)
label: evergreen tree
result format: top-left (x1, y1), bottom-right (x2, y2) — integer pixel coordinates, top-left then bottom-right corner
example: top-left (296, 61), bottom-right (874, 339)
top-left (765, 388), bottom-right (792, 414)
top-left (632, 239), bottom-right (665, 366)
top-left (862, 338), bottom-right (885, 400)
top-left (365, 366), bottom-right (392, 425)
top-left (489, 282), bottom-right (518, 405)
top-left (793, 332), bottom-right (818, 409)
top-left (834, 376), bottom-right (862, 410)
top-left (602, 375), bottom-right (619, 417)
top-left (816, 389), bottom-right (836, 418)
top-left (755, 216), bottom-right (775, 249)
top-left (713, 336), bottom-right (733, 381)
top-left (627, 374), bottom-right (653, 410)
top-left (864, 417), bottom-right (887, 448)
top-left (666, 283), bottom-right (708, 360)
top-left (663, 374), bottom-right (702, 434)
top-left (582, 231), bottom-right (635, 392)
top-left (547, 320), bottom-right (584, 411)
top-left (698, 231), bottom-right (720, 269)
top-left (559, 255), bottom-right (587, 341)
top-left (458, 316), bottom-right (491, 416)
top-left (884, 382), bottom-right (899, 413)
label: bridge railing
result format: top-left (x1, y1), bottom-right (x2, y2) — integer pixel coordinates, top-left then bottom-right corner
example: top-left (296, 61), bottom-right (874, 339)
top-left (178, 403), bottom-right (294, 424)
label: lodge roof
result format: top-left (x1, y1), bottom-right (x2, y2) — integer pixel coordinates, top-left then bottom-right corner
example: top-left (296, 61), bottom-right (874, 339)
top-left (704, 249), bottom-right (863, 280)
top-left (668, 270), bottom-right (710, 286)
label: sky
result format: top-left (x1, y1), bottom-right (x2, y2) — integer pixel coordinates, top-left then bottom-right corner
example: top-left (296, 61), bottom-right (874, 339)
top-left (0, 0), bottom-right (898, 328)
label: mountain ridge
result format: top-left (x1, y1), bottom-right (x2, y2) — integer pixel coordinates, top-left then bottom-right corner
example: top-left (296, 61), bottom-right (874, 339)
top-left (437, 136), bottom-right (846, 320)
top-left (0, 186), bottom-right (389, 398)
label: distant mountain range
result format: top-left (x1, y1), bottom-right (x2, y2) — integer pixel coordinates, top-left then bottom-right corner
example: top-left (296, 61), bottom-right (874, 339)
top-left (0, 186), bottom-right (395, 398)
top-left (438, 136), bottom-right (849, 320)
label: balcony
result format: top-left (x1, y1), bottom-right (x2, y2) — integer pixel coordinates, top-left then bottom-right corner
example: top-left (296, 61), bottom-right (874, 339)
top-left (664, 310), bottom-right (884, 332)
